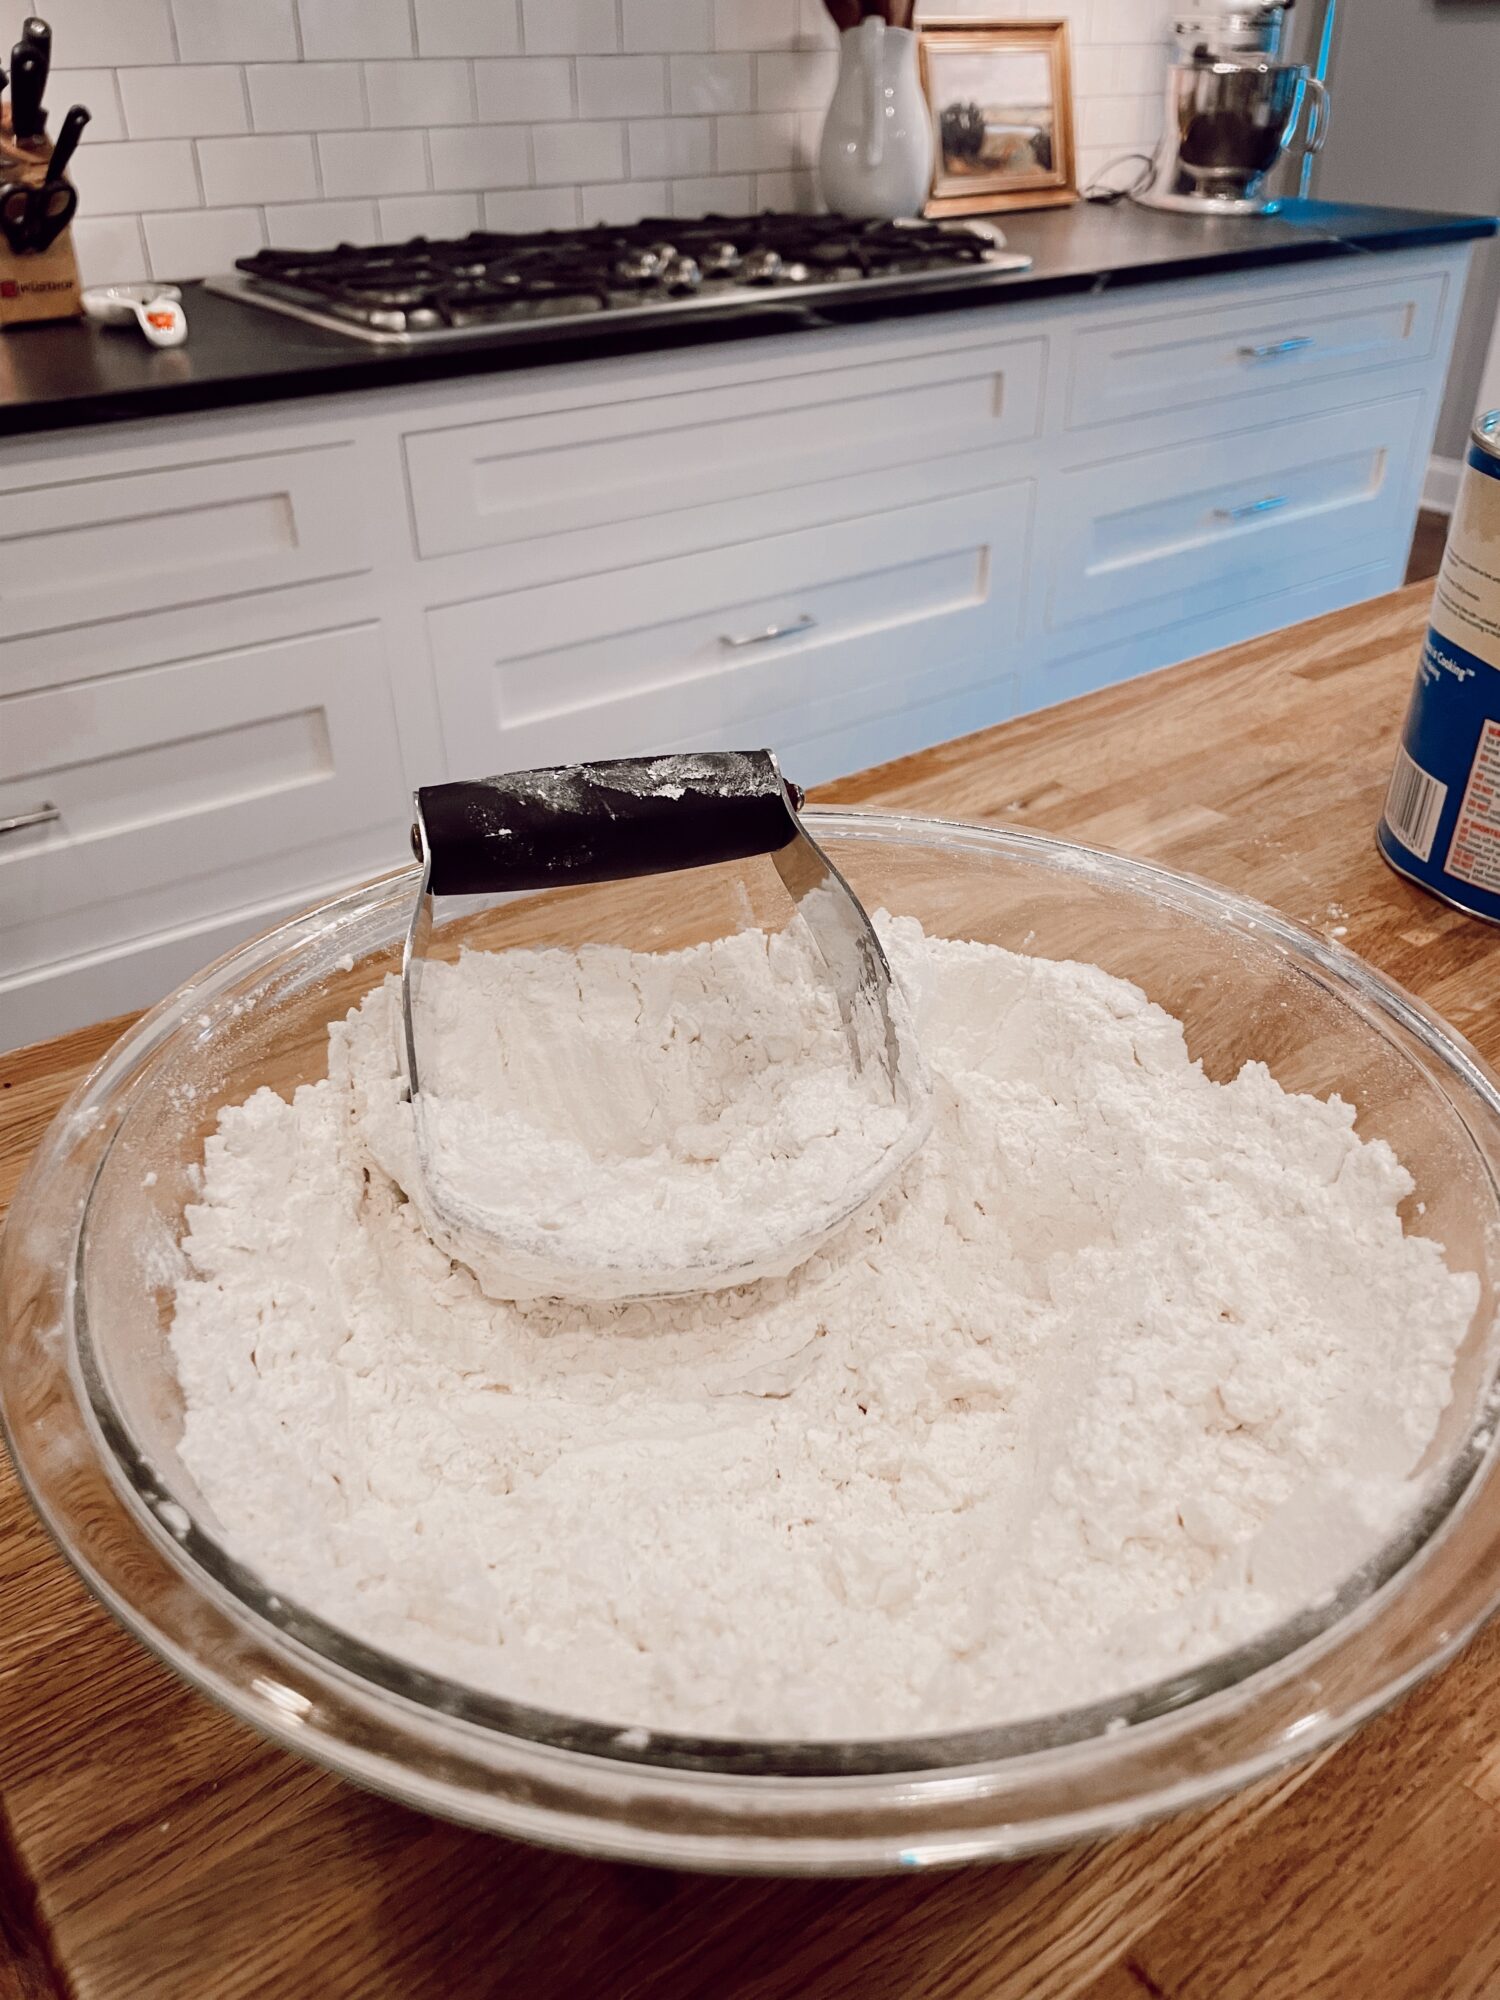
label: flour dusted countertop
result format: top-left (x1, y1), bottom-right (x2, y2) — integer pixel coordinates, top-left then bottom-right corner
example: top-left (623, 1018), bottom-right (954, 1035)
top-left (6, 584), bottom-right (1500, 1999)
top-left (0, 198), bottom-right (1490, 438)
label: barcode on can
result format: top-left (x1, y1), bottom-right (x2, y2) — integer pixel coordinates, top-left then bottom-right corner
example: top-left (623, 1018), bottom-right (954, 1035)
top-left (1383, 743), bottom-right (1448, 861)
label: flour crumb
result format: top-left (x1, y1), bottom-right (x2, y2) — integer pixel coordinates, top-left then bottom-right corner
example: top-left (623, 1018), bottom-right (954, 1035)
top-left (170, 917), bottom-right (1479, 1739)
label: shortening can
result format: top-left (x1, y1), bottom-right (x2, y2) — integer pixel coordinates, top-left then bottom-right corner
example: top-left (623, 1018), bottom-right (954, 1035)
top-left (1379, 410), bottom-right (1500, 921)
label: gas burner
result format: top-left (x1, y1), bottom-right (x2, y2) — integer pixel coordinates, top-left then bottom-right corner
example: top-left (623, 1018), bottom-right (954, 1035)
top-left (210, 213), bottom-right (1032, 346)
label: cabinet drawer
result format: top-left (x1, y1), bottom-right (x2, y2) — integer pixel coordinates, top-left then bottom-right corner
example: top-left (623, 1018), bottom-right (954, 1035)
top-left (0, 625), bottom-right (405, 978)
top-left (1067, 272), bottom-right (1446, 429)
top-left (404, 333), bottom-right (1045, 562)
top-left (427, 486), bottom-right (1030, 784)
top-left (1046, 395), bottom-right (1424, 642)
top-left (0, 443), bottom-right (368, 641)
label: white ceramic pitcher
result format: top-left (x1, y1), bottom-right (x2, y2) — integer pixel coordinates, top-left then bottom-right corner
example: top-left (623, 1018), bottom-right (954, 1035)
top-left (816, 17), bottom-right (934, 221)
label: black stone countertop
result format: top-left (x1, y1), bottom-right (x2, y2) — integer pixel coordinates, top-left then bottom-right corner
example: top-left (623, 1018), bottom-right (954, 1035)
top-left (0, 197), bottom-right (1492, 440)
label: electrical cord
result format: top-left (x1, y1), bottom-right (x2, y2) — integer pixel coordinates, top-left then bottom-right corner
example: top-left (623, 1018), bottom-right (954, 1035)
top-left (1081, 150), bottom-right (1158, 204)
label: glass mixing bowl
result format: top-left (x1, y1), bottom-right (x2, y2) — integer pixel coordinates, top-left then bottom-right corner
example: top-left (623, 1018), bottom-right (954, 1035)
top-left (5, 810), bottom-right (1500, 1875)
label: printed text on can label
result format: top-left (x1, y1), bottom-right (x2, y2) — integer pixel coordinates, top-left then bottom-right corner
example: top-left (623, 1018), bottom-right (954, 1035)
top-left (1379, 418), bottom-right (1500, 922)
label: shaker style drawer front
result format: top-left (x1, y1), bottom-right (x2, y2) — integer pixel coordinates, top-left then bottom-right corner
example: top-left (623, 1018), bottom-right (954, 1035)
top-left (426, 487), bottom-right (1029, 782)
top-left (1047, 395), bottom-right (1424, 638)
top-left (404, 333), bottom-right (1045, 561)
top-left (0, 444), bottom-right (369, 640)
top-left (0, 624), bottom-right (405, 978)
top-left (1067, 273), bottom-right (1447, 430)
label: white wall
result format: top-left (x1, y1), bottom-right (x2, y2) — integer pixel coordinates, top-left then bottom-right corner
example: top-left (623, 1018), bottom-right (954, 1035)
top-left (1312, 0), bottom-right (1500, 461)
top-left (49, 0), bottom-right (1173, 288)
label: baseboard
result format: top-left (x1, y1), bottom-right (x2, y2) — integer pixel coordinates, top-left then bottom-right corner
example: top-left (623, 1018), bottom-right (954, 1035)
top-left (1423, 454), bottom-right (1464, 514)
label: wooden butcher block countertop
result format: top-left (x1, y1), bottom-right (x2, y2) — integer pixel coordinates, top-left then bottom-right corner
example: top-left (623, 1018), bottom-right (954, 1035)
top-left (5, 581), bottom-right (1500, 2000)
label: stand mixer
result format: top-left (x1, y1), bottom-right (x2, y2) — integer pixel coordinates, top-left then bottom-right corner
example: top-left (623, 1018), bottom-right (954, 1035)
top-left (1139, 3), bottom-right (1330, 216)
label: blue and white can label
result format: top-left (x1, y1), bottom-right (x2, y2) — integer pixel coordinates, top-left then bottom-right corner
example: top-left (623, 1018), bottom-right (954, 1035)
top-left (1379, 411), bottom-right (1500, 922)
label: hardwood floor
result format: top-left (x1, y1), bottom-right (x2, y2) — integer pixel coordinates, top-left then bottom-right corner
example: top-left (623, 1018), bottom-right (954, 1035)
top-left (1406, 507), bottom-right (1449, 584)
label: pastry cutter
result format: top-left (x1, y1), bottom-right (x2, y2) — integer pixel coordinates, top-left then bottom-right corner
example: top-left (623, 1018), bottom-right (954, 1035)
top-left (400, 748), bottom-right (930, 1300)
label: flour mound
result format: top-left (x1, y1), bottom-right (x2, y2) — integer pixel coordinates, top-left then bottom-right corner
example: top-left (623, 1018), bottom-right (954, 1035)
top-left (391, 926), bottom-right (926, 1301)
top-left (170, 918), bottom-right (1479, 1739)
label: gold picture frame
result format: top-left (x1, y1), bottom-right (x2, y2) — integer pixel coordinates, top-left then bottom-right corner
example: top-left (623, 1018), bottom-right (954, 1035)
top-left (919, 19), bottom-right (1077, 216)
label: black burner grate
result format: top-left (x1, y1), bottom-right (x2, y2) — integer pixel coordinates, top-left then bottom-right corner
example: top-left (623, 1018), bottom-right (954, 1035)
top-left (234, 212), bottom-right (1000, 330)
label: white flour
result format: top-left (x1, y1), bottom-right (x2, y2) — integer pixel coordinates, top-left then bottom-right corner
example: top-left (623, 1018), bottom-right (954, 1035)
top-left (170, 918), bottom-right (1478, 1738)
top-left (400, 926), bottom-right (927, 1301)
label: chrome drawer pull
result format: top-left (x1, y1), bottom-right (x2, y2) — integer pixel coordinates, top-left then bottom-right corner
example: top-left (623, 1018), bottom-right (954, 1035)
top-left (1213, 494), bottom-right (1290, 522)
top-left (1237, 336), bottom-right (1315, 360)
top-left (718, 614), bottom-right (817, 650)
top-left (0, 801), bottom-right (60, 837)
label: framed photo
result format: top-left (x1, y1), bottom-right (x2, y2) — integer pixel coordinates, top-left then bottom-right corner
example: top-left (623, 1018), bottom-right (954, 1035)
top-left (918, 19), bottom-right (1077, 216)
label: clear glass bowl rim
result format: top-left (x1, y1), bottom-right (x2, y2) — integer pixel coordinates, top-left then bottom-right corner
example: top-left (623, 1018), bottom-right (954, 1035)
top-left (6, 806), bottom-right (1500, 1869)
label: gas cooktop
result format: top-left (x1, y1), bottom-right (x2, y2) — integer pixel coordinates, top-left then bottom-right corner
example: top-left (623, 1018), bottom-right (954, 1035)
top-left (205, 212), bottom-right (1032, 346)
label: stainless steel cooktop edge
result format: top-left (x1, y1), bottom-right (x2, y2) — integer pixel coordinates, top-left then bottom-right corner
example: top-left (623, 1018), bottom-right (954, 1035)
top-left (202, 254), bottom-right (1034, 348)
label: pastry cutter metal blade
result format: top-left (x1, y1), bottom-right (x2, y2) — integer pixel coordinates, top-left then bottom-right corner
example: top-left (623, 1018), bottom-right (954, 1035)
top-left (399, 748), bottom-right (929, 1301)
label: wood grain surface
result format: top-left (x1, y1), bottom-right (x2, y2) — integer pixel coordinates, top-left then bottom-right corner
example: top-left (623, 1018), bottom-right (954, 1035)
top-left (6, 581), bottom-right (1500, 2000)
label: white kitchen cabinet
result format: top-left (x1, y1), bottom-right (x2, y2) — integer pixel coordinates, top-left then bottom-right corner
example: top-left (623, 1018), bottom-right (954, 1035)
top-left (1, 624), bottom-right (406, 1048)
top-left (1046, 393), bottom-right (1425, 641)
top-left (405, 328), bottom-right (1045, 562)
top-left (427, 484), bottom-right (1030, 783)
top-left (1066, 269), bottom-right (1448, 431)
top-left (0, 441), bottom-right (368, 640)
top-left (0, 242), bottom-right (1473, 1047)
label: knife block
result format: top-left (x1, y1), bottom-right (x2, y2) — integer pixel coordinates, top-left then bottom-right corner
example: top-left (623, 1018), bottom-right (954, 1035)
top-left (0, 127), bottom-right (80, 326)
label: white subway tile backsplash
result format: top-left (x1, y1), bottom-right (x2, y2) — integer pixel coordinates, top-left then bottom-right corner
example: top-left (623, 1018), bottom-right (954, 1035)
top-left (119, 66), bottom-right (248, 141)
top-left (48, 0), bottom-right (174, 65)
top-left (52, 71), bottom-right (127, 144)
top-left (415, 0), bottom-right (522, 57)
top-left (1077, 93), bottom-right (1155, 147)
top-left (666, 173), bottom-right (751, 214)
top-left (754, 167), bottom-right (816, 211)
top-left (378, 190), bottom-right (483, 235)
top-left (1073, 45), bottom-right (1116, 95)
top-left (522, 0), bottom-right (619, 56)
top-left (797, 0), bottom-right (836, 47)
top-left (715, 0), bottom-right (797, 50)
top-left (483, 185), bottom-right (581, 229)
top-left (365, 59), bottom-right (474, 126)
top-left (430, 123), bottom-right (531, 188)
top-left (1114, 42), bottom-right (1170, 93)
top-left (577, 56), bottom-right (668, 118)
top-left (474, 57), bottom-right (574, 121)
top-left (667, 53), bottom-right (751, 114)
top-left (144, 205), bottom-right (267, 279)
top-left (298, 0), bottom-right (414, 60)
top-left (249, 64), bottom-right (366, 134)
top-left (71, 214), bottom-right (150, 287)
top-left (263, 197), bottom-right (379, 246)
top-left (533, 120), bottom-right (625, 184)
top-left (754, 49), bottom-right (837, 110)
top-left (198, 134), bottom-right (319, 205)
top-left (319, 128), bottom-right (430, 197)
top-left (626, 116), bottom-right (712, 179)
top-left (72, 139), bottom-right (200, 215)
top-left (175, 0), bottom-right (299, 63)
top-left (1099, 0), bottom-right (1173, 37)
top-left (65, 0), bottom-right (1171, 252)
top-left (580, 179), bottom-right (667, 224)
top-left (714, 110), bottom-right (797, 173)
top-left (624, 0), bottom-right (714, 52)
